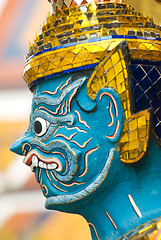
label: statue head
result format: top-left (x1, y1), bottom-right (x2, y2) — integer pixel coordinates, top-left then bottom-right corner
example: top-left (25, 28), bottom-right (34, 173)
top-left (10, 0), bottom-right (161, 239)
top-left (10, 57), bottom-right (124, 211)
top-left (10, 38), bottom-right (151, 216)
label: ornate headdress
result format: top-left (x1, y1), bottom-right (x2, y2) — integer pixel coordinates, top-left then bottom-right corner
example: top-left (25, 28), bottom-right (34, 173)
top-left (23, 0), bottom-right (161, 88)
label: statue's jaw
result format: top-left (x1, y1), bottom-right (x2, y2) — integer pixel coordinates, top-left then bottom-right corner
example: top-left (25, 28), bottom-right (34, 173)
top-left (45, 148), bottom-right (115, 209)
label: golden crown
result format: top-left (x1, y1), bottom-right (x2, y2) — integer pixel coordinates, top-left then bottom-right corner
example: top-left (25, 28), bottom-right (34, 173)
top-left (23, 0), bottom-right (161, 89)
top-left (48, 0), bottom-right (123, 14)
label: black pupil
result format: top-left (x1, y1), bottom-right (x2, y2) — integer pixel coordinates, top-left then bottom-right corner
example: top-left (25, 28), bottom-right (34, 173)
top-left (34, 120), bottom-right (42, 135)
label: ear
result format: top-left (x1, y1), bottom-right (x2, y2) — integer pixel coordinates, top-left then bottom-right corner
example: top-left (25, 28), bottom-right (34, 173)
top-left (75, 81), bottom-right (97, 112)
top-left (95, 87), bottom-right (124, 142)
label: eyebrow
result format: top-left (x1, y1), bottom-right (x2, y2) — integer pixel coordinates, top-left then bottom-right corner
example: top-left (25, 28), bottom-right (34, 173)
top-left (34, 77), bottom-right (86, 106)
top-left (33, 110), bottom-right (74, 126)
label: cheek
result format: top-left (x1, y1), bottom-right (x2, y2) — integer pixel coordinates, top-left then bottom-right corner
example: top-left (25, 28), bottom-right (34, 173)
top-left (75, 109), bottom-right (101, 132)
top-left (77, 144), bottom-right (107, 181)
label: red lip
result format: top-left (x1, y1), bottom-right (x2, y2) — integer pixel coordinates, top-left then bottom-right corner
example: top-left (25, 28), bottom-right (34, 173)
top-left (24, 151), bottom-right (62, 171)
top-left (25, 154), bottom-right (33, 165)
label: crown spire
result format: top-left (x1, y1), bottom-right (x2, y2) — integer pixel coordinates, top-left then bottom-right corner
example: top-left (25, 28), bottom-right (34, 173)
top-left (48, 0), bottom-right (123, 14)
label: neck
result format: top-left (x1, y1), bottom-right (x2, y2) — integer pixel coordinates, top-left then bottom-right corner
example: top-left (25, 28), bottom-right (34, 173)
top-left (78, 139), bottom-right (161, 239)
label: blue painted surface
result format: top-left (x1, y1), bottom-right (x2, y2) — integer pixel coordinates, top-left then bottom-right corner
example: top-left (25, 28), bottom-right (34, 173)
top-left (10, 62), bottom-right (161, 239)
top-left (11, 74), bottom-right (127, 239)
top-left (11, 74), bottom-right (161, 240)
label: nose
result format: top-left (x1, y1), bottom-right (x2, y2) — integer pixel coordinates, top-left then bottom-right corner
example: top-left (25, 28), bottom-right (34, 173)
top-left (10, 134), bottom-right (32, 156)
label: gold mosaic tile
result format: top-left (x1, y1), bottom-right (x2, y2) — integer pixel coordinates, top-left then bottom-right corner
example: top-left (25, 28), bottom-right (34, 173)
top-left (23, 35), bottom-right (161, 85)
top-left (87, 42), bottom-right (150, 163)
top-left (120, 218), bottom-right (161, 240)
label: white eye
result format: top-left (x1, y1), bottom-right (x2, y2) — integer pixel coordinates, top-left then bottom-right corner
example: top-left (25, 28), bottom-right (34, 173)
top-left (34, 117), bottom-right (50, 137)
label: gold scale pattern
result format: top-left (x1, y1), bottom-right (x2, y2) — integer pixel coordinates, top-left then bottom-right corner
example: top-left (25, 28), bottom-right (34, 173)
top-left (23, 1), bottom-right (161, 86)
top-left (23, 1), bottom-right (158, 163)
top-left (48, 0), bottom-right (123, 14)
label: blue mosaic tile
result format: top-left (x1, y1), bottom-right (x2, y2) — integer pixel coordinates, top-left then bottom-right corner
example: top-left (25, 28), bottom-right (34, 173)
top-left (148, 68), bottom-right (160, 83)
top-left (153, 115), bottom-right (159, 126)
top-left (151, 97), bottom-right (161, 110)
top-left (158, 91), bottom-right (161, 100)
top-left (143, 65), bottom-right (154, 75)
top-left (132, 65), bottom-right (146, 81)
top-left (131, 77), bottom-right (138, 88)
top-left (130, 60), bottom-right (161, 141)
top-left (154, 125), bottom-right (161, 139)
top-left (133, 84), bottom-right (144, 101)
top-left (140, 76), bottom-right (152, 91)
top-left (153, 80), bottom-right (161, 90)
top-left (157, 66), bottom-right (161, 74)
top-left (136, 94), bottom-right (150, 110)
top-left (155, 108), bottom-right (161, 119)
top-left (130, 64), bottom-right (138, 73)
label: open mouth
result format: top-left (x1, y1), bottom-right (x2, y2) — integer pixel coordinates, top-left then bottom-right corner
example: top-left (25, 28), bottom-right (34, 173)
top-left (45, 148), bottom-right (115, 209)
top-left (23, 140), bottom-right (79, 182)
top-left (23, 150), bottom-right (62, 172)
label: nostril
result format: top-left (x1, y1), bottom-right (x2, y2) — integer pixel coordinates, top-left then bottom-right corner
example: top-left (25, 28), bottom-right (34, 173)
top-left (23, 149), bottom-right (27, 156)
top-left (10, 135), bottom-right (33, 156)
top-left (22, 143), bottom-right (32, 156)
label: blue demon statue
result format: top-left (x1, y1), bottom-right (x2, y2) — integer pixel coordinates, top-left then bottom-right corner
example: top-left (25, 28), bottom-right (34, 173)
top-left (11, 0), bottom-right (161, 239)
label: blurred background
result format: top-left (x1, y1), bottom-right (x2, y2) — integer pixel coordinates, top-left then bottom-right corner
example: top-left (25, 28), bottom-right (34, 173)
top-left (0, 0), bottom-right (161, 239)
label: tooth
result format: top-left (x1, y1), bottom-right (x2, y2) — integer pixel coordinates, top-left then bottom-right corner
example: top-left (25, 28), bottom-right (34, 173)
top-left (43, 163), bottom-right (47, 169)
top-left (30, 163), bottom-right (35, 172)
top-left (39, 161), bottom-right (47, 169)
top-left (32, 155), bottom-right (38, 167)
top-left (39, 161), bottom-right (44, 168)
top-left (47, 164), bottom-right (53, 169)
top-left (47, 163), bottom-right (57, 170)
top-left (50, 163), bottom-right (57, 169)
